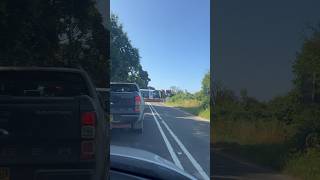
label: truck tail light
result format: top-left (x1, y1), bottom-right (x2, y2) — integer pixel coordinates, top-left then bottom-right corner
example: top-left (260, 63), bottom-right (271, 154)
top-left (135, 96), bottom-right (141, 112)
top-left (81, 112), bottom-right (96, 126)
top-left (80, 140), bottom-right (95, 160)
top-left (80, 112), bottom-right (96, 160)
top-left (81, 112), bottom-right (96, 139)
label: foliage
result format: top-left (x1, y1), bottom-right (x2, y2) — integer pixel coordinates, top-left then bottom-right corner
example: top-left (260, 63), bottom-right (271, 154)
top-left (284, 148), bottom-right (320, 180)
top-left (110, 14), bottom-right (150, 88)
top-left (212, 25), bottom-right (320, 178)
top-left (0, 0), bottom-right (109, 86)
top-left (166, 72), bottom-right (210, 120)
top-left (293, 25), bottom-right (320, 103)
top-left (201, 71), bottom-right (210, 96)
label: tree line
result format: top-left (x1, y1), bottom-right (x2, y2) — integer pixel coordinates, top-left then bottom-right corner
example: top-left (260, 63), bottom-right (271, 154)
top-left (110, 14), bottom-right (150, 88)
top-left (212, 25), bottom-right (320, 150)
top-left (0, 0), bottom-right (109, 86)
top-left (0, 1), bottom-right (150, 88)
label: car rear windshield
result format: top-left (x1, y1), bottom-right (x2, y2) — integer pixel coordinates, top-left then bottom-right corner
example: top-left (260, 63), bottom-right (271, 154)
top-left (111, 84), bottom-right (138, 92)
top-left (141, 90), bottom-right (149, 98)
top-left (153, 91), bottom-right (161, 98)
top-left (0, 70), bottom-right (89, 97)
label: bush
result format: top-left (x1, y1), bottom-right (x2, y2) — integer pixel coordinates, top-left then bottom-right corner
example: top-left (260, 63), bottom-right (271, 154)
top-left (284, 148), bottom-right (320, 180)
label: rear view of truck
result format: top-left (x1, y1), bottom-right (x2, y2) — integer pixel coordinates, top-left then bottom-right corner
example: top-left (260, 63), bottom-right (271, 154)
top-left (110, 82), bottom-right (145, 133)
top-left (0, 68), bottom-right (107, 180)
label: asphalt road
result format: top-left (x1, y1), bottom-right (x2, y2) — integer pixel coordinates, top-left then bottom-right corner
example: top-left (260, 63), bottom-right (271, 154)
top-left (110, 102), bottom-right (210, 180)
top-left (212, 147), bottom-right (298, 180)
top-left (110, 102), bottom-right (299, 180)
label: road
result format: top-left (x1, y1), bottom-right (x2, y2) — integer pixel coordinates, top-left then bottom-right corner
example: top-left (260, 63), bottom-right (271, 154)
top-left (212, 147), bottom-right (298, 180)
top-left (110, 102), bottom-right (210, 180)
top-left (110, 102), bottom-right (299, 180)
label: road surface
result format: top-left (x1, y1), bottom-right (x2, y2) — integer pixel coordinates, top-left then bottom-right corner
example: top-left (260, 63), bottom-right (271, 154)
top-left (110, 102), bottom-right (299, 180)
top-left (110, 102), bottom-right (210, 180)
top-left (212, 146), bottom-right (298, 180)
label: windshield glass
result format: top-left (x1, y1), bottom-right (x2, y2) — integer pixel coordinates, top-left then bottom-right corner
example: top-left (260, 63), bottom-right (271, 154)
top-left (140, 90), bottom-right (150, 98)
top-left (110, 1), bottom-right (210, 179)
top-left (153, 90), bottom-right (161, 98)
top-left (111, 84), bottom-right (138, 92)
top-left (0, 71), bottom-right (89, 97)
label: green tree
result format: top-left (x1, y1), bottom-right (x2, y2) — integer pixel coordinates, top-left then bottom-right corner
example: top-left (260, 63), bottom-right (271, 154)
top-left (0, 0), bottom-right (109, 87)
top-left (293, 25), bottom-right (320, 103)
top-left (110, 14), bottom-right (150, 88)
top-left (201, 71), bottom-right (210, 96)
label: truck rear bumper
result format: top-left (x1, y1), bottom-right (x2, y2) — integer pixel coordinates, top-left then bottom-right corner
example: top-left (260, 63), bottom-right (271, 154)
top-left (2, 164), bottom-right (95, 180)
top-left (111, 114), bottom-right (140, 124)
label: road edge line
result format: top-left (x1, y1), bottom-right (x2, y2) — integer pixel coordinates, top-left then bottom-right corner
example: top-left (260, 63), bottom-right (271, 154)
top-left (150, 103), bottom-right (210, 180)
top-left (161, 103), bottom-right (210, 122)
top-left (147, 102), bottom-right (184, 170)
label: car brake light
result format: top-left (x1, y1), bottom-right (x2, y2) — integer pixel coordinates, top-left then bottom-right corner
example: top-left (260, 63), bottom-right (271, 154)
top-left (80, 112), bottom-right (96, 160)
top-left (81, 112), bottom-right (96, 139)
top-left (81, 140), bottom-right (95, 160)
top-left (135, 96), bottom-right (141, 112)
top-left (81, 112), bottom-right (96, 126)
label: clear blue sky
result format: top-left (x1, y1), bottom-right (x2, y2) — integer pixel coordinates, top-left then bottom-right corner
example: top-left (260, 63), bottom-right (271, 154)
top-left (213, 0), bottom-right (320, 100)
top-left (111, 0), bottom-right (210, 93)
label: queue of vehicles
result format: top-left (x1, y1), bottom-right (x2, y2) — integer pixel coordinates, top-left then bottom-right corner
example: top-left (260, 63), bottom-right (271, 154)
top-left (0, 67), bottom-right (195, 180)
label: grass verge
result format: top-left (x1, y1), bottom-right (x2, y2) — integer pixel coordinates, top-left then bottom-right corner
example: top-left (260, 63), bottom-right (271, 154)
top-left (165, 99), bottom-right (210, 120)
top-left (213, 119), bottom-right (320, 180)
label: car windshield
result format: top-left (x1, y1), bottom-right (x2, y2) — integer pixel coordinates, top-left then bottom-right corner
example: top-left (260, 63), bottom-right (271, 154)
top-left (111, 84), bottom-right (138, 92)
top-left (109, 1), bottom-right (210, 179)
top-left (0, 71), bottom-right (89, 97)
top-left (153, 90), bottom-right (161, 98)
top-left (140, 90), bottom-right (150, 98)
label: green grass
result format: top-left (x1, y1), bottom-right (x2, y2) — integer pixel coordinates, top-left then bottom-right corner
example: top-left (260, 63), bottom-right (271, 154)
top-left (165, 99), bottom-right (210, 120)
top-left (212, 119), bottom-right (293, 144)
top-left (284, 148), bottom-right (320, 180)
top-left (199, 108), bottom-right (210, 119)
top-left (212, 119), bottom-right (320, 180)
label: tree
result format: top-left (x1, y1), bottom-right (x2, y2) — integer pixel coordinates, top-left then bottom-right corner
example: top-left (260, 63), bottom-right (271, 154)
top-left (170, 86), bottom-right (183, 94)
top-left (0, 0), bottom-right (109, 87)
top-left (293, 24), bottom-right (320, 103)
top-left (110, 14), bottom-right (150, 88)
top-left (201, 71), bottom-right (210, 96)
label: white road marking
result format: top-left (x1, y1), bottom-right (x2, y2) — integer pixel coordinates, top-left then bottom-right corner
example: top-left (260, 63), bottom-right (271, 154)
top-left (150, 103), bottom-right (210, 180)
top-left (147, 103), bottom-right (184, 170)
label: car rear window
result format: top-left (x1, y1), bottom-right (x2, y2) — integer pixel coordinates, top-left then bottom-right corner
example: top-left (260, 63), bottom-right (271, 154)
top-left (153, 91), bottom-right (161, 98)
top-left (111, 84), bottom-right (138, 92)
top-left (0, 70), bottom-right (89, 97)
top-left (141, 90), bottom-right (149, 98)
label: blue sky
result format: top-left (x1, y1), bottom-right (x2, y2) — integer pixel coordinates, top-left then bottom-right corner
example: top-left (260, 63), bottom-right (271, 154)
top-left (111, 0), bottom-right (210, 93)
top-left (213, 0), bottom-right (320, 100)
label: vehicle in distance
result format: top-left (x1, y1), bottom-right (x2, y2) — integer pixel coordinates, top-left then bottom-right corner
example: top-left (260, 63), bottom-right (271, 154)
top-left (0, 67), bottom-right (107, 180)
top-left (152, 90), bottom-right (162, 102)
top-left (110, 82), bottom-right (145, 133)
top-left (141, 89), bottom-right (163, 102)
top-left (140, 89), bottom-right (153, 102)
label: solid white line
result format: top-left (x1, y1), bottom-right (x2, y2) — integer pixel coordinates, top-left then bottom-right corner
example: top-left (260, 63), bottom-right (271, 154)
top-left (147, 103), bottom-right (184, 170)
top-left (150, 103), bottom-right (210, 180)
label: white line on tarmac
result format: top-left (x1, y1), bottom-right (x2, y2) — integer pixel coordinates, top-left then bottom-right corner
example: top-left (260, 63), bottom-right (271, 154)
top-left (150, 103), bottom-right (210, 180)
top-left (147, 102), bottom-right (184, 170)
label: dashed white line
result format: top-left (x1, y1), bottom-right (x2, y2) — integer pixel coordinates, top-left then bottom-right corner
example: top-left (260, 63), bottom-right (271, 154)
top-left (148, 102), bottom-right (184, 170)
top-left (150, 103), bottom-right (210, 180)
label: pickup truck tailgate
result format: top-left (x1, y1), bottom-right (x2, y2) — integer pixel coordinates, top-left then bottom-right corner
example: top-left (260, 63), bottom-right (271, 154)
top-left (110, 92), bottom-right (136, 114)
top-left (0, 97), bottom-right (81, 164)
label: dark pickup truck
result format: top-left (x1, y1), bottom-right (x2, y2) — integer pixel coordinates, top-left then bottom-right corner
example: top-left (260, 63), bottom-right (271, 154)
top-left (110, 82), bottom-right (145, 133)
top-left (0, 67), bottom-right (107, 180)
